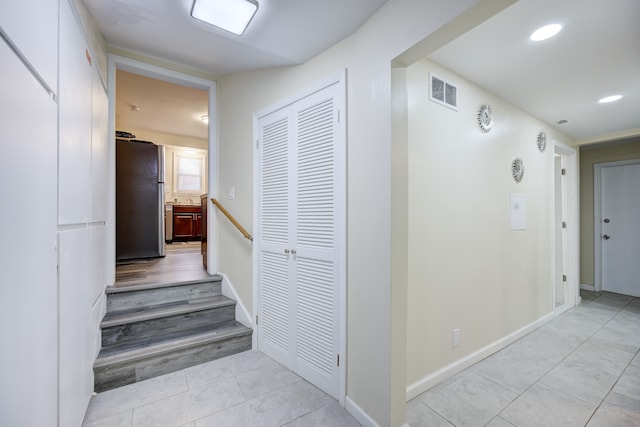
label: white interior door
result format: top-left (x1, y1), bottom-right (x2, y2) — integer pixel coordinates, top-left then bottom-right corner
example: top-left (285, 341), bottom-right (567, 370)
top-left (257, 108), bottom-right (294, 366)
top-left (601, 162), bottom-right (640, 297)
top-left (256, 78), bottom-right (344, 399)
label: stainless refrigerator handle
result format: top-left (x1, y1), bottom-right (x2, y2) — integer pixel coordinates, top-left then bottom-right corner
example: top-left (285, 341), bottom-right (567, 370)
top-left (157, 145), bottom-right (165, 183)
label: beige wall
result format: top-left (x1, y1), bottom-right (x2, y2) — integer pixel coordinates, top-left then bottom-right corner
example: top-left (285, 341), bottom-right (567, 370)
top-left (405, 58), bottom-right (574, 386)
top-left (579, 137), bottom-right (640, 286)
top-left (215, 1), bottom-right (487, 425)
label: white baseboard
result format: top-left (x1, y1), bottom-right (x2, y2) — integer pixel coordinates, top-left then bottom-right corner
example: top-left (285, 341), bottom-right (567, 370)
top-left (580, 283), bottom-right (595, 292)
top-left (345, 396), bottom-right (381, 427)
top-left (219, 273), bottom-right (253, 330)
top-left (406, 311), bottom-right (556, 401)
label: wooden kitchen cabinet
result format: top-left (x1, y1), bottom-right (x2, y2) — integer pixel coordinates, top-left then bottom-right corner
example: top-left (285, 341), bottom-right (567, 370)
top-left (172, 205), bottom-right (202, 241)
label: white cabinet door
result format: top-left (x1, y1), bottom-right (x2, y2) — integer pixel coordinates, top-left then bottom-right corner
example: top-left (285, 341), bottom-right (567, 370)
top-left (58, 0), bottom-right (93, 225)
top-left (0, 0), bottom-right (58, 93)
top-left (257, 81), bottom-right (343, 398)
top-left (0, 37), bottom-right (58, 427)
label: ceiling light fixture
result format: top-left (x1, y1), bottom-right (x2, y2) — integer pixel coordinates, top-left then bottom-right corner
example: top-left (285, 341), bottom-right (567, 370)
top-left (190, 0), bottom-right (259, 36)
top-left (201, 115), bottom-right (209, 123)
top-left (530, 24), bottom-right (562, 41)
top-left (598, 95), bottom-right (623, 104)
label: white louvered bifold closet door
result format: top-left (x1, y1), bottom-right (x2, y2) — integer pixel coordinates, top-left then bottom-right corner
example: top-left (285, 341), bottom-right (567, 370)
top-left (257, 81), bottom-right (341, 398)
top-left (258, 107), bottom-right (295, 366)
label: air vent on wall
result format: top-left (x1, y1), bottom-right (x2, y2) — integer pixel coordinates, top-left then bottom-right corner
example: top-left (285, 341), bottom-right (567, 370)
top-left (430, 73), bottom-right (458, 111)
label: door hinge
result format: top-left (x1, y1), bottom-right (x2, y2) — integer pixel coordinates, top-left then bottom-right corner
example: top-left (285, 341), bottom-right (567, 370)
top-left (256, 139), bottom-right (260, 150)
top-left (337, 354), bottom-right (340, 367)
top-left (562, 221), bottom-right (567, 229)
top-left (561, 168), bottom-right (566, 176)
top-left (562, 275), bottom-right (567, 282)
top-left (337, 109), bottom-right (340, 123)
top-left (255, 315), bottom-right (258, 325)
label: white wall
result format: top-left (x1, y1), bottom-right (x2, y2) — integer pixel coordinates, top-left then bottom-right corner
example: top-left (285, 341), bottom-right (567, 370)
top-left (58, 1), bottom-right (109, 426)
top-left (404, 59), bottom-right (574, 392)
top-left (1, 1), bottom-right (109, 426)
top-left (216, 1), bottom-right (483, 425)
top-left (0, 14), bottom-right (59, 427)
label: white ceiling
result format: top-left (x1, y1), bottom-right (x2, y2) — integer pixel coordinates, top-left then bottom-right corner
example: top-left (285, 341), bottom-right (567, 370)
top-left (83, 0), bottom-right (388, 76)
top-left (87, 0), bottom-right (640, 143)
top-left (115, 70), bottom-right (209, 139)
top-left (85, 0), bottom-right (387, 140)
top-left (429, 0), bottom-right (640, 142)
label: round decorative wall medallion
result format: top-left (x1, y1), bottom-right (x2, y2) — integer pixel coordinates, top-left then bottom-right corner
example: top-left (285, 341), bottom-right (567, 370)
top-left (477, 104), bottom-right (494, 133)
top-left (511, 158), bottom-right (524, 182)
top-left (537, 131), bottom-right (547, 152)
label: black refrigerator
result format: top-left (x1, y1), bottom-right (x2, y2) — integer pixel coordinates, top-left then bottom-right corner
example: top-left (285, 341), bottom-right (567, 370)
top-left (116, 139), bottom-right (166, 261)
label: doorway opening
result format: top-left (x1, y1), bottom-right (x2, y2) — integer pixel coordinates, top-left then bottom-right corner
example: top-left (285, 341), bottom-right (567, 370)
top-left (554, 141), bottom-right (579, 313)
top-left (594, 159), bottom-right (640, 297)
top-left (107, 55), bottom-right (217, 288)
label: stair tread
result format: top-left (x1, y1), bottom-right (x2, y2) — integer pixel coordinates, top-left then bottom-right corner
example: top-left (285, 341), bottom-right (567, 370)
top-left (106, 275), bottom-right (222, 294)
top-left (101, 295), bottom-right (235, 328)
top-left (95, 320), bottom-right (252, 368)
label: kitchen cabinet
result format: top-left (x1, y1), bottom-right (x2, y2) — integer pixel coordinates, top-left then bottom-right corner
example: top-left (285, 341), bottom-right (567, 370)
top-left (172, 205), bottom-right (202, 241)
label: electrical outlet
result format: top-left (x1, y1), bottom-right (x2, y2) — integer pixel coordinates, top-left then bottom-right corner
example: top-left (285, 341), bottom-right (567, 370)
top-left (452, 329), bottom-right (460, 348)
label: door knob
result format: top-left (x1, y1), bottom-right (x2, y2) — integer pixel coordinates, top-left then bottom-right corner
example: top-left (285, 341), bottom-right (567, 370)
top-left (603, 235), bottom-right (611, 240)
top-left (291, 249), bottom-right (297, 255)
top-left (604, 218), bottom-right (610, 223)
top-left (284, 249), bottom-right (290, 254)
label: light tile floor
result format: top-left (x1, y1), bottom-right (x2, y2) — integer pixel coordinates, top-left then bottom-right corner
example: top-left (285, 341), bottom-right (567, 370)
top-left (82, 350), bottom-right (360, 427)
top-left (408, 291), bottom-right (640, 427)
top-left (84, 291), bottom-right (639, 427)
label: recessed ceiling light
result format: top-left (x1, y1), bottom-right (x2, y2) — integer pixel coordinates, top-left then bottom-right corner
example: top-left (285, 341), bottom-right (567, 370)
top-left (191, 0), bottom-right (259, 36)
top-left (530, 24), bottom-right (562, 41)
top-left (598, 95), bottom-right (623, 104)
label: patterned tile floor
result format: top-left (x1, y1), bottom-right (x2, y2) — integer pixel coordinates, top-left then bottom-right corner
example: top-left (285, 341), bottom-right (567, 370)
top-left (83, 291), bottom-right (639, 426)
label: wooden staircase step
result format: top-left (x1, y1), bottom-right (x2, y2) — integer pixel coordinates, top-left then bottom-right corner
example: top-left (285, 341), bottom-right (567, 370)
top-left (94, 276), bottom-right (253, 393)
top-left (94, 321), bottom-right (252, 392)
top-left (106, 276), bottom-right (222, 312)
top-left (101, 296), bottom-right (237, 348)
top-left (101, 295), bottom-right (234, 328)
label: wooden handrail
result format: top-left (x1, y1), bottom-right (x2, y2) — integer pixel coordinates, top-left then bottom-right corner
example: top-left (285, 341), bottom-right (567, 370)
top-left (211, 198), bottom-right (253, 241)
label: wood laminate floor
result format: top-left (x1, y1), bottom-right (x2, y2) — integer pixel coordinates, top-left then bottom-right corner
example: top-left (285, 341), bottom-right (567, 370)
top-left (115, 241), bottom-right (210, 288)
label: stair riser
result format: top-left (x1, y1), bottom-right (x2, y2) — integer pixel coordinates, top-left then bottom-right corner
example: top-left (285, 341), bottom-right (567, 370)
top-left (94, 333), bottom-right (252, 392)
top-left (101, 305), bottom-right (236, 347)
top-left (107, 281), bottom-right (222, 312)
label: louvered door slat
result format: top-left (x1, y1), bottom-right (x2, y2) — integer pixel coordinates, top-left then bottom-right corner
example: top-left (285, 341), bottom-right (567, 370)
top-left (261, 117), bottom-right (289, 245)
top-left (293, 90), bottom-right (338, 395)
top-left (258, 112), bottom-right (292, 366)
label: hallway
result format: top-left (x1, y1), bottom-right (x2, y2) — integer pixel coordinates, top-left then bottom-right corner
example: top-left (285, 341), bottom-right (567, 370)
top-left (82, 291), bottom-right (639, 426)
top-left (408, 291), bottom-right (640, 427)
